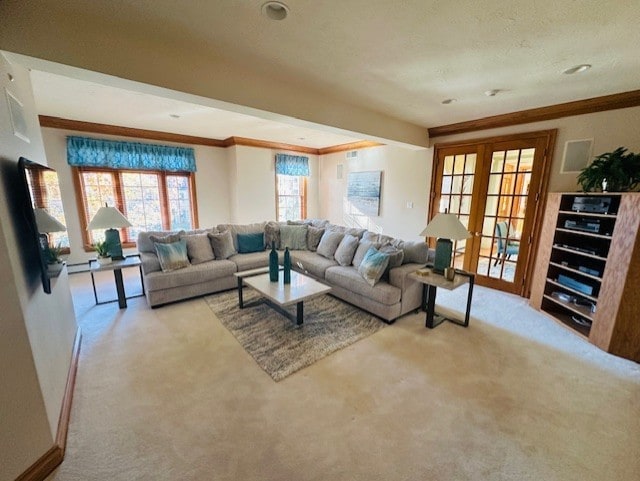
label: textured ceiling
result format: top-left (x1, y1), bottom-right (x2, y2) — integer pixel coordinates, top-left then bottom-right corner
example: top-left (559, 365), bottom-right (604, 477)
top-left (16, 0), bottom-right (640, 146)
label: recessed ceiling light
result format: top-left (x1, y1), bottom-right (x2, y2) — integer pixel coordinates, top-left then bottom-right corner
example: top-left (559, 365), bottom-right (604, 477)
top-left (441, 98), bottom-right (457, 105)
top-left (262, 1), bottom-right (289, 20)
top-left (563, 64), bottom-right (591, 75)
top-left (484, 89), bottom-right (500, 97)
top-left (169, 114), bottom-right (180, 119)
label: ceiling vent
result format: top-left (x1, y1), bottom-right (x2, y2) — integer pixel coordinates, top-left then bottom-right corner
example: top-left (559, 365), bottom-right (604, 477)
top-left (346, 151), bottom-right (358, 159)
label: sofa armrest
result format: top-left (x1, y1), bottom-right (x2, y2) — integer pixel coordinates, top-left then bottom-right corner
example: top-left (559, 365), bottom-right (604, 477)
top-left (388, 262), bottom-right (425, 290)
top-left (140, 251), bottom-right (161, 275)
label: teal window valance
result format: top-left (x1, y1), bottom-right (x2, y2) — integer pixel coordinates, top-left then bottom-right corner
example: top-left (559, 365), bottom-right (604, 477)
top-left (67, 136), bottom-right (197, 172)
top-left (275, 154), bottom-right (309, 176)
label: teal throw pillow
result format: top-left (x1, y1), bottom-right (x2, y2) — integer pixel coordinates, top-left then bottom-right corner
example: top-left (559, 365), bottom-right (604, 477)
top-left (237, 232), bottom-right (265, 253)
top-left (357, 246), bottom-right (390, 287)
top-left (154, 239), bottom-right (190, 272)
top-left (279, 224), bottom-right (308, 250)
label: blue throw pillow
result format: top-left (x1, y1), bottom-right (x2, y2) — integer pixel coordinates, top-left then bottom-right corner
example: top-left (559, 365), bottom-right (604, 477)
top-left (358, 246), bottom-right (390, 286)
top-left (237, 232), bottom-right (265, 253)
top-left (154, 239), bottom-right (190, 272)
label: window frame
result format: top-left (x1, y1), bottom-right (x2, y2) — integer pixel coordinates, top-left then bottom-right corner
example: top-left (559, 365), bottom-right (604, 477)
top-left (275, 174), bottom-right (307, 222)
top-left (73, 166), bottom-right (198, 251)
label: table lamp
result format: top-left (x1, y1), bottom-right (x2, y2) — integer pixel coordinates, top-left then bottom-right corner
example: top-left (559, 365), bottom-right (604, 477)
top-left (87, 204), bottom-right (132, 260)
top-left (420, 212), bottom-right (471, 274)
top-left (34, 207), bottom-right (67, 250)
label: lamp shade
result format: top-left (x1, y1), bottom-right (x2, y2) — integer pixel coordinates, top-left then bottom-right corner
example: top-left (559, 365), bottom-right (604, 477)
top-left (34, 208), bottom-right (66, 233)
top-left (420, 213), bottom-right (471, 240)
top-left (87, 205), bottom-right (132, 230)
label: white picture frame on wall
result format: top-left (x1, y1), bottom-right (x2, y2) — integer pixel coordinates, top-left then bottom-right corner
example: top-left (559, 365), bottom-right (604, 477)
top-left (561, 139), bottom-right (593, 173)
top-left (5, 89), bottom-right (30, 143)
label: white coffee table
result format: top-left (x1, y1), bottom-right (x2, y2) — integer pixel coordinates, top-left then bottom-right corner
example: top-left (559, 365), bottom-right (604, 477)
top-left (238, 270), bottom-right (331, 325)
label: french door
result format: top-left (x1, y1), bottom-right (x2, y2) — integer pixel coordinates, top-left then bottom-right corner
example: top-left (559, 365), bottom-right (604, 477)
top-left (430, 131), bottom-right (556, 295)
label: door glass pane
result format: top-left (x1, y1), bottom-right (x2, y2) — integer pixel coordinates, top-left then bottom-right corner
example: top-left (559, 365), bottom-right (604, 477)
top-left (453, 155), bottom-right (465, 174)
top-left (462, 175), bottom-right (474, 194)
top-left (443, 156), bottom-right (454, 175)
top-left (449, 196), bottom-right (461, 214)
top-left (487, 174), bottom-right (502, 195)
top-left (460, 195), bottom-right (472, 215)
top-left (485, 196), bottom-right (499, 216)
top-left (491, 152), bottom-right (505, 172)
top-left (464, 155), bottom-right (476, 174)
top-left (442, 176), bottom-right (452, 194)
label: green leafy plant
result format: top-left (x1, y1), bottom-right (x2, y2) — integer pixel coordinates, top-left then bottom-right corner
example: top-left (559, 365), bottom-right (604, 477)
top-left (93, 240), bottom-right (110, 257)
top-left (44, 243), bottom-right (64, 264)
top-left (577, 147), bottom-right (640, 192)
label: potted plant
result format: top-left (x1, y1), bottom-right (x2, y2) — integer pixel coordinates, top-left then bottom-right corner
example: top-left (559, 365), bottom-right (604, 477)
top-left (577, 147), bottom-right (640, 192)
top-left (44, 242), bottom-right (65, 275)
top-left (94, 240), bottom-right (111, 265)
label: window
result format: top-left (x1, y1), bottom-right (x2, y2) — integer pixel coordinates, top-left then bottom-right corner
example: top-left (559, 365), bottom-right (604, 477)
top-left (27, 166), bottom-right (69, 249)
top-left (276, 174), bottom-right (306, 221)
top-left (74, 167), bottom-right (197, 249)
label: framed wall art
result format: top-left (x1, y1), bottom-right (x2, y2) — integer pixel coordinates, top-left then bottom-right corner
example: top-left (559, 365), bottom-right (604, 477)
top-left (347, 170), bottom-right (382, 216)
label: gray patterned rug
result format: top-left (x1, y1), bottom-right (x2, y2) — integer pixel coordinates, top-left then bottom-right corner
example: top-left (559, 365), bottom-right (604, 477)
top-left (204, 289), bottom-right (386, 381)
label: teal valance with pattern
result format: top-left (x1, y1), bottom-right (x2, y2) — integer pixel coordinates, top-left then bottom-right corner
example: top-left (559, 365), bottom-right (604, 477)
top-left (67, 136), bottom-right (196, 172)
top-left (275, 153), bottom-right (309, 176)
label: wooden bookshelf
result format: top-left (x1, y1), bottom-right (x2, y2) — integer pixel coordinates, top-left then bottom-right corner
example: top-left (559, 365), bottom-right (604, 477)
top-left (530, 192), bottom-right (640, 362)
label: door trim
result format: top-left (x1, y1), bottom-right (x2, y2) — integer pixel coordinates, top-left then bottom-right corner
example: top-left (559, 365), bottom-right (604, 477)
top-left (430, 129), bottom-right (557, 297)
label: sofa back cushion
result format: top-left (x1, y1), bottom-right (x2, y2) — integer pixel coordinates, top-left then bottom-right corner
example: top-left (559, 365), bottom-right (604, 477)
top-left (334, 234), bottom-right (359, 266)
top-left (208, 230), bottom-right (237, 259)
top-left (181, 233), bottom-right (215, 264)
top-left (279, 224), bottom-right (308, 250)
top-left (237, 232), bottom-right (265, 253)
top-left (264, 221), bottom-right (281, 250)
top-left (307, 226), bottom-right (325, 251)
top-left (352, 240), bottom-right (382, 269)
top-left (402, 241), bottom-right (430, 264)
top-left (316, 230), bottom-right (344, 259)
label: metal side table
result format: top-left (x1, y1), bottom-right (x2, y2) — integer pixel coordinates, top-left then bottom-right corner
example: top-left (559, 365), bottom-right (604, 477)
top-left (409, 268), bottom-right (474, 328)
top-left (89, 255), bottom-right (145, 308)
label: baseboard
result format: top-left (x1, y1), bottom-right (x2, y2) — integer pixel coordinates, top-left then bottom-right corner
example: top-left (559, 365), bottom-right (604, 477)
top-left (15, 328), bottom-right (82, 481)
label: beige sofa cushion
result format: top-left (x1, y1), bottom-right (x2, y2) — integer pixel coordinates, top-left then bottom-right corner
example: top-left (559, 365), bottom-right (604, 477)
top-left (144, 259), bottom-right (237, 292)
top-left (229, 251), bottom-right (270, 271)
top-left (325, 266), bottom-right (401, 306)
top-left (290, 250), bottom-right (338, 279)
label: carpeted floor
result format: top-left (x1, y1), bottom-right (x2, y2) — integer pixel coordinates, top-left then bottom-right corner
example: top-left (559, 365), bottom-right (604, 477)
top-left (204, 290), bottom-right (385, 381)
top-left (49, 269), bottom-right (640, 481)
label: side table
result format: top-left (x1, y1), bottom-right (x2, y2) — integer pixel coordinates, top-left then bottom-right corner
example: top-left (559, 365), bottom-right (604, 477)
top-left (89, 255), bottom-right (145, 308)
top-left (409, 268), bottom-right (474, 328)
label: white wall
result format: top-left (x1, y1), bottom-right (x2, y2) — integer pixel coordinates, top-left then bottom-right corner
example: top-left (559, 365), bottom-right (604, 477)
top-left (0, 54), bottom-right (77, 480)
top-left (41, 127), bottom-right (231, 264)
top-left (229, 145), bottom-right (320, 223)
top-left (319, 145), bottom-right (432, 241)
top-left (432, 106), bottom-right (640, 192)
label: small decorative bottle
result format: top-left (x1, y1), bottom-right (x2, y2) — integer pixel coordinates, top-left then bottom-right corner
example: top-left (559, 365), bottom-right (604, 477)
top-left (269, 242), bottom-right (279, 282)
top-left (283, 247), bottom-right (291, 284)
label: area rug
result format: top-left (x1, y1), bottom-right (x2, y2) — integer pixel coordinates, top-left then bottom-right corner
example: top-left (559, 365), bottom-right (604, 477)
top-left (204, 289), bottom-right (386, 381)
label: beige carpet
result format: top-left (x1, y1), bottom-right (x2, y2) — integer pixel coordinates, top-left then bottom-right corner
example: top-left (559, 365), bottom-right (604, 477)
top-left (49, 269), bottom-right (640, 481)
top-left (204, 290), bottom-right (386, 381)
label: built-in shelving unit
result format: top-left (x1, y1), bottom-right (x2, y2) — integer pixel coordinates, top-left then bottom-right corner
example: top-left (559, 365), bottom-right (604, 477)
top-left (530, 192), bottom-right (640, 362)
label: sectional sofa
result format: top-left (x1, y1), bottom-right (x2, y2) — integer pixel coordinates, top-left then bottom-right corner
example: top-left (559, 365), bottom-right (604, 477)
top-left (137, 219), bottom-right (434, 323)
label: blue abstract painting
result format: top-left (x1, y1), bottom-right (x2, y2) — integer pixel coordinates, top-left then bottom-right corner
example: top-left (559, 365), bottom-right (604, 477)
top-left (347, 171), bottom-right (382, 216)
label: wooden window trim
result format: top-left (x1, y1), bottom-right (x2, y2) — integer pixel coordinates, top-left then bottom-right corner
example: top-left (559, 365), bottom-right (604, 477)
top-left (73, 166), bottom-right (197, 251)
top-left (275, 174), bottom-right (307, 221)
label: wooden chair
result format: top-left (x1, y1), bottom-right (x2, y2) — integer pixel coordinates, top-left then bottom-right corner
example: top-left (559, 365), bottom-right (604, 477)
top-left (494, 221), bottom-right (519, 266)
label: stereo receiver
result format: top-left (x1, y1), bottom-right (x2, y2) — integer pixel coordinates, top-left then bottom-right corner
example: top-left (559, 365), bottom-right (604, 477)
top-left (564, 218), bottom-right (601, 233)
top-left (572, 196), bottom-right (611, 214)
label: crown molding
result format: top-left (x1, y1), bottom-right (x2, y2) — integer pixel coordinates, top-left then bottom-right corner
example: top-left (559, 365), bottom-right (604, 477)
top-left (428, 89), bottom-right (640, 138)
top-left (38, 116), bottom-right (384, 154)
top-left (317, 141), bottom-right (383, 155)
top-left (38, 116), bottom-right (228, 147)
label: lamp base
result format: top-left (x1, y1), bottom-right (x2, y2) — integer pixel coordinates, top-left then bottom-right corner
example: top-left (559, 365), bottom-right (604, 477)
top-left (433, 238), bottom-right (453, 274)
top-left (105, 228), bottom-right (125, 260)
